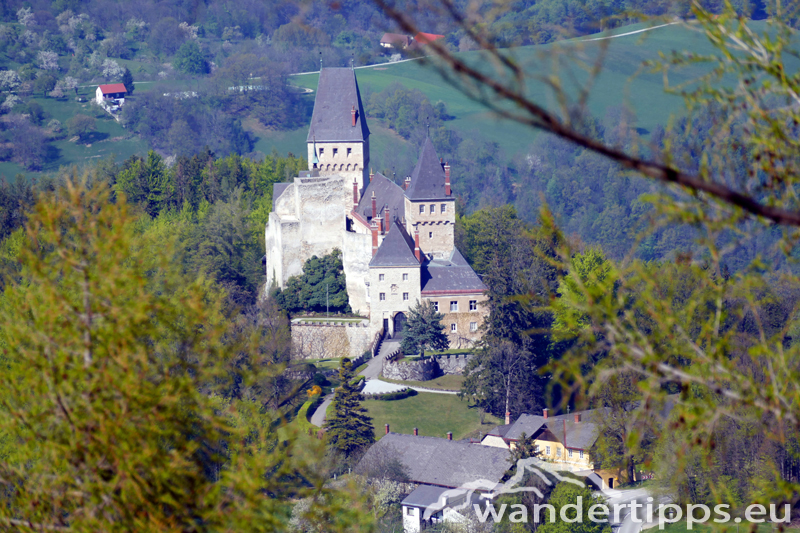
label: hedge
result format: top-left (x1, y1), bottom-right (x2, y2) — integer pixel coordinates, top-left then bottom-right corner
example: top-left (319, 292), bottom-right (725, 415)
top-left (368, 388), bottom-right (418, 401)
top-left (296, 394), bottom-right (325, 434)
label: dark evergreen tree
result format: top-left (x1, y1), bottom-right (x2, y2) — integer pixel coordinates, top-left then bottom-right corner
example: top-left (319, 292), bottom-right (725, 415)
top-left (273, 249), bottom-right (351, 315)
top-left (399, 300), bottom-right (449, 356)
top-left (324, 358), bottom-right (374, 456)
top-left (122, 66), bottom-right (135, 95)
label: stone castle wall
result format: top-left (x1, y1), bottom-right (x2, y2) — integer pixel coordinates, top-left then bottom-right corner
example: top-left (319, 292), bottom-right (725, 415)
top-left (381, 353), bottom-right (473, 381)
top-left (291, 321), bottom-right (372, 360)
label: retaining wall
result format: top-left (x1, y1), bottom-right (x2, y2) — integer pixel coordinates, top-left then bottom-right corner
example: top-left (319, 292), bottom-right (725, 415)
top-left (291, 321), bottom-right (372, 360)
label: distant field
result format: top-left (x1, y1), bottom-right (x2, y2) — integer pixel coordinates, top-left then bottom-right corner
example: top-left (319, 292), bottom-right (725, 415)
top-left (293, 20), bottom-right (777, 158)
top-left (364, 391), bottom-right (501, 440)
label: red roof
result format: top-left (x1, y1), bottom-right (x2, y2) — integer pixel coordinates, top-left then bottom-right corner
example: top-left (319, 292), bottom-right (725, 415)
top-left (413, 32), bottom-right (445, 45)
top-left (98, 83), bottom-right (127, 94)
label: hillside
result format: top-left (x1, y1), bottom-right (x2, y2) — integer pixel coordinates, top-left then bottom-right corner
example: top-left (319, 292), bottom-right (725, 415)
top-left (0, 20), bottom-right (751, 181)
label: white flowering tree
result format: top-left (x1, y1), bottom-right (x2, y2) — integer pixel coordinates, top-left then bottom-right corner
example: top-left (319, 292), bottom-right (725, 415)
top-left (0, 70), bottom-right (21, 92)
top-left (101, 59), bottom-right (124, 79)
top-left (37, 51), bottom-right (59, 71)
top-left (16, 7), bottom-right (34, 27)
top-left (1, 95), bottom-right (21, 111)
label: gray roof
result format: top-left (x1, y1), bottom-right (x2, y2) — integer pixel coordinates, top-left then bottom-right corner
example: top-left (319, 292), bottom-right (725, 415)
top-left (548, 419), bottom-right (600, 451)
top-left (307, 68), bottom-right (370, 143)
top-left (486, 423), bottom-right (512, 438)
top-left (370, 224), bottom-right (419, 268)
top-left (402, 485), bottom-right (467, 509)
top-left (358, 433), bottom-right (511, 488)
top-left (272, 182), bottom-right (292, 209)
top-left (421, 248), bottom-right (487, 293)
top-left (504, 414), bottom-right (547, 441)
top-left (405, 137), bottom-right (450, 201)
top-left (356, 172), bottom-right (406, 224)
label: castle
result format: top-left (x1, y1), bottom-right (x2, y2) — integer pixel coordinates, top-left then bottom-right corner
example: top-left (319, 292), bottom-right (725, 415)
top-left (265, 67), bottom-right (487, 347)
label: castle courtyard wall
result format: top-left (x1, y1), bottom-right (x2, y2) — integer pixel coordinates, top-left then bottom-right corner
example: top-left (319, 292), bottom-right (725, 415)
top-left (291, 321), bottom-right (372, 360)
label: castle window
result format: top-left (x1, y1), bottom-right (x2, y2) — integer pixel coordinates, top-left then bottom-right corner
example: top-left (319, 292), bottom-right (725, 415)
top-left (450, 301), bottom-right (458, 312)
top-left (469, 300), bottom-right (477, 311)
top-left (379, 293), bottom-right (386, 301)
top-left (450, 323), bottom-right (456, 332)
top-left (470, 322), bottom-right (477, 332)
top-left (347, 147), bottom-right (352, 157)
top-left (429, 204), bottom-right (435, 214)
top-left (419, 205), bottom-right (425, 214)
top-left (432, 301), bottom-right (439, 312)
top-left (441, 204), bottom-right (447, 213)
top-left (403, 292), bottom-right (409, 301)
top-left (319, 148), bottom-right (324, 155)
top-left (379, 274), bottom-right (385, 281)
top-left (429, 232), bottom-right (432, 238)
top-left (333, 148), bottom-right (338, 157)
top-left (346, 164), bottom-right (351, 171)
top-left (403, 273), bottom-right (408, 281)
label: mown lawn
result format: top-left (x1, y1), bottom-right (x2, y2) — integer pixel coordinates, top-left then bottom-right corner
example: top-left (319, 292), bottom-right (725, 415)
top-left (364, 391), bottom-right (501, 441)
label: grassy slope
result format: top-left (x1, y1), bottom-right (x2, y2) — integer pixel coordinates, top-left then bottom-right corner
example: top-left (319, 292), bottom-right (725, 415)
top-left (292, 21), bottom-right (768, 158)
top-left (364, 391), bottom-right (501, 440)
top-left (7, 20), bottom-right (776, 179)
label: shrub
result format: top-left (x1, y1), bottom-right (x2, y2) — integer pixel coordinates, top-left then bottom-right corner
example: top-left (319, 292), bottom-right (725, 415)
top-left (369, 388), bottom-right (417, 401)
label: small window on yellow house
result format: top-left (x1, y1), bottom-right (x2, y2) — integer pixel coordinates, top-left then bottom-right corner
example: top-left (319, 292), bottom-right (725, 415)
top-left (580, 450), bottom-right (584, 459)
top-left (546, 446), bottom-right (550, 455)
top-left (557, 448), bottom-right (561, 457)
top-left (568, 449), bottom-right (573, 458)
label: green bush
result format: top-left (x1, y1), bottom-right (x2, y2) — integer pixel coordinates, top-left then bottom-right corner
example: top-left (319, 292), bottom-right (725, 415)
top-left (370, 389), bottom-right (417, 401)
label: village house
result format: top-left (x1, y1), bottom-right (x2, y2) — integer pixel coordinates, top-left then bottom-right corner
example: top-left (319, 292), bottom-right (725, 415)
top-left (380, 32), bottom-right (412, 49)
top-left (480, 407), bottom-right (620, 489)
top-left (358, 430), bottom-right (511, 533)
top-left (95, 83), bottom-right (127, 106)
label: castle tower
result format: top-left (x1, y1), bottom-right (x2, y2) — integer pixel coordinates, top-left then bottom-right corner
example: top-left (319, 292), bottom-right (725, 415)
top-left (403, 137), bottom-right (455, 259)
top-left (307, 68), bottom-right (371, 194)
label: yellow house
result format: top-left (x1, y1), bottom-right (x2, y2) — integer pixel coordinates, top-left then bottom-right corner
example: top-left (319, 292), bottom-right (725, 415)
top-left (481, 408), bottom-right (620, 490)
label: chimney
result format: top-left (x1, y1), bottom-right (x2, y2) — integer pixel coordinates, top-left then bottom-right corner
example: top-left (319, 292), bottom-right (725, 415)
top-left (414, 228), bottom-right (421, 262)
top-left (370, 167), bottom-right (374, 182)
top-left (543, 408), bottom-right (549, 419)
top-left (377, 216), bottom-right (384, 236)
top-left (352, 105), bottom-right (356, 127)
top-left (371, 220), bottom-right (379, 257)
top-left (447, 431), bottom-right (452, 441)
top-left (371, 191), bottom-right (377, 220)
top-left (505, 411), bottom-right (511, 425)
top-left (574, 413), bottom-right (581, 423)
top-left (384, 206), bottom-right (390, 232)
top-left (404, 176), bottom-right (411, 190)
top-left (414, 427), bottom-right (418, 436)
top-left (352, 179), bottom-right (358, 209)
top-left (385, 424), bottom-right (390, 435)
top-left (444, 162), bottom-right (451, 196)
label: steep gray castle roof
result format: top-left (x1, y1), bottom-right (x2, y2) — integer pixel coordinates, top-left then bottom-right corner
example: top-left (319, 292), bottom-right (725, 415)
top-left (271, 182), bottom-right (292, 209)
top-left (405, 137), bottom-right (450, 201)
top-left (356, 172), bottom-right (406, 224)
top-left (370, 224), bottom-right (419, 268)
top-left (307, 68), bottom-right (370, 143)
top-left (421, 248), bottom-right (487, 294)
top-left (359, 433), bottom-right (511, 488)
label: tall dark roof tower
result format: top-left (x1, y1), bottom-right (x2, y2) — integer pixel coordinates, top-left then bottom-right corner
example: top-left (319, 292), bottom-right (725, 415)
top-left (405, 136), bottom-right (450, 200)
top-left (307, 68), bottom-right (370, 142)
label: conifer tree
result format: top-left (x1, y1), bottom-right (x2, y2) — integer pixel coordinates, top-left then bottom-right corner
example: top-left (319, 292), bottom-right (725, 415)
top-left (325, 358), bottom-right (374, 455)
top-left (121, 66), bottom-right (134, 95)
top-left (400, 299), bottom-right (450, 356)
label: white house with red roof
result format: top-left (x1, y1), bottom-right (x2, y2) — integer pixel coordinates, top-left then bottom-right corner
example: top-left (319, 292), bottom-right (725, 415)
top-left (95, 83), bottom-right (127, 105)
